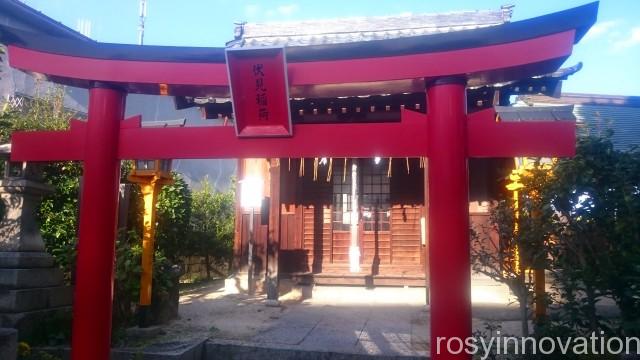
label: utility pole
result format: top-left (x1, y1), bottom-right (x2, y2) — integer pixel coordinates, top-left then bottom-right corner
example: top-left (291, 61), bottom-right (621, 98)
top-left (138, 0), bottom-right (147, 45)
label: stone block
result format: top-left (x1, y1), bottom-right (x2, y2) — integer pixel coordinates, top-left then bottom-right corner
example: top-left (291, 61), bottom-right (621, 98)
top-left (0, 288), bottom-right (47, 312)
top-left (0, 306), bottom-right (72, 340)
top-left (48, 286), bottom-right (73, 308)
top-left (0, 268), bottom-right (63, 289)
top-left (0, 328), bottom-right (17, 360)
top-left (35, 338), bottom-right (206, 360)
top-left (0, 252), bottom-right (55, 269)
top-left (0, 286), bottom-right (72, 312)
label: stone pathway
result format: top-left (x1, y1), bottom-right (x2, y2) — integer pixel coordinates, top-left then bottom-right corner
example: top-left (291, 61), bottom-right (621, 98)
top-left (139, 280), bottom-right (528, 358)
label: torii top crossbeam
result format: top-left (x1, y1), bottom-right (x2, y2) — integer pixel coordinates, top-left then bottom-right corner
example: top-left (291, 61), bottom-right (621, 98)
top-left (3, 2), bottom-right (597, 162)
top-left (0, 2), bottom-right (597, 360)
top-left (2, 2), bottom-right (595, 94)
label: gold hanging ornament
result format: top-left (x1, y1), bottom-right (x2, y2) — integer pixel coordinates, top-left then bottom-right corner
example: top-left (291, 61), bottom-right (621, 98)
top-left (387, 157), bottom-right (393, 178)
top-left (288, 158), bottom-right (291, 172)
top-left (313, 157), bottom-right (319, 181)
top-left (406, 157), bottom-right (410, 174)
top-left (326, 158), bottom-right (333, 182)
top-left (299, 158), bottom-right (305, 177)
top-left (343, 158), bottom-right (347, 183)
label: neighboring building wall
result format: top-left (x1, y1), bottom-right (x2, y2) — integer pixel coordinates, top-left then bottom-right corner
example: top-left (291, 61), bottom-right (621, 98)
top-left (519, 93), bottom-right (640, 151)
top-left (574, 103), bottom-right (640, 151)
top-left (180, 256), bottom-right (228, 283)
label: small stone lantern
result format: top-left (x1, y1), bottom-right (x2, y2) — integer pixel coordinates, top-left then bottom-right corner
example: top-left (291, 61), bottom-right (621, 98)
top-left (128, 158), bottom-right (174, 326)
top-left (0, 143), bottom-right (52, 252)
top-left (130, 159), bottom-right (173, 181)
top-left (0, 143), bottom-right (72, 338)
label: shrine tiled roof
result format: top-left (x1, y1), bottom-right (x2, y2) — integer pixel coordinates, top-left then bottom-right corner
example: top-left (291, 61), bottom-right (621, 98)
top-left (228, 5), bottom-right (514, 48)
top-left (0, 0), bottom-right (91, 42)
top-left (496, 105), bottom-right (576, 122)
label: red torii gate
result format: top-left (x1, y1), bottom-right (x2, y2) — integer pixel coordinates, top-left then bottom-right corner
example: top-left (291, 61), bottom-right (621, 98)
top-left (2, 2), bottom-right (596, 359)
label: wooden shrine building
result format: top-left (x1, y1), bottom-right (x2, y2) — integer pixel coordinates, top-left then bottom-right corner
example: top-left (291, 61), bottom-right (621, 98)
top-left (214, 10), bottom-right (584, 288)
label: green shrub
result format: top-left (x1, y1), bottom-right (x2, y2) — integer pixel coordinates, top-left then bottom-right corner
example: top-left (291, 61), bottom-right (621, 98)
top-left (155, 173), bottom-right (192, 263)
top-left (189, 177), bottom-right (235, 279)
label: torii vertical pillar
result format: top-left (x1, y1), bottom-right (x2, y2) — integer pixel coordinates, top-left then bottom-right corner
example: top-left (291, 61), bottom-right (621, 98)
top-left (426, 77), bottom-right (471, 359)
top-left (71, 85), bottom-right (126, 360)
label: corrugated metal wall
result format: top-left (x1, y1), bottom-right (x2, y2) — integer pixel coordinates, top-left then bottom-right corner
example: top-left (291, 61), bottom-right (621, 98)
top-left (574, 104), bottom-right (639, 151)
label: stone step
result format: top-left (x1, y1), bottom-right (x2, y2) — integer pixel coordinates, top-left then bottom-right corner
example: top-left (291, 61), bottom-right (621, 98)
top-left (206, 339), bottom-right (426, 360)
top-left (0, 286), bottom-right (72, 312)
top-left (313, 274), bottom-right (426, 287)
top-left (0, 268), bottom-right (63, 289)
top-left (0, 252), bottom-right (55, 269)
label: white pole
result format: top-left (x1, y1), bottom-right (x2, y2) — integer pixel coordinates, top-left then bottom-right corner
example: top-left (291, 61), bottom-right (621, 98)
top-left (349, 162), bottom-right (360, 272)
top-left (138, 0), bottom-right (147, 45)
top-left (248, 206), bottom-right (255, 295)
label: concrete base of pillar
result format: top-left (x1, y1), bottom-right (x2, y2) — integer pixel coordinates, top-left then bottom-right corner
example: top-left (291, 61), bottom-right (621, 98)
top-left (277, 278), bottom-right (313, 302)
top-left (264, 299), bottom-right (280, 307)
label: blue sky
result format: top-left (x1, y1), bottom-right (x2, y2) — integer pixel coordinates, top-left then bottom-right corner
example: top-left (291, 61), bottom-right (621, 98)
top-left (21, 0), bottom-right (640, 96)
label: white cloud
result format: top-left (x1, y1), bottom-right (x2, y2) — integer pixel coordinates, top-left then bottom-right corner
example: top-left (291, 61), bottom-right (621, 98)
top-left (582, 20), bottom-right (617, 42)
top-left (612, 26), bottom-right (640, 50)
top-left (277, 4), bottom-right (299, 16)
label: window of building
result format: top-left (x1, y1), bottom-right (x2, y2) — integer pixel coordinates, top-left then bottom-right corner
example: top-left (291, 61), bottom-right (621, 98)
top-left (332, 162), bottom-right (352, 231)
top-left (331, 159), bottom-right (391, 232)
top-left (361, 160), bottom-right (390, 231)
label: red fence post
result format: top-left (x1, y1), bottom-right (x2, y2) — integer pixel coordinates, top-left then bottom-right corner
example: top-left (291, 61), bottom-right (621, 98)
top-left (426, 77), bottom-right (471, 359)
top-left (71, 85), bottom-right (126, 360)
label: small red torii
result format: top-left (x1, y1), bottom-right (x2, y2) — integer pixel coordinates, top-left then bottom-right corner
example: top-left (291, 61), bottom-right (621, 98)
top-left (2, 2), bottom-right (596, 359)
